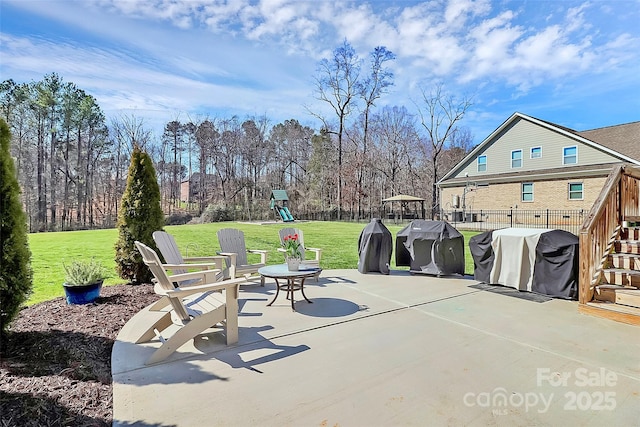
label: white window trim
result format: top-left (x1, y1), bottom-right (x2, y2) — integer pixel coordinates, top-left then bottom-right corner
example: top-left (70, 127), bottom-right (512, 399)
top-left (563, 145), bottom-right (578, 165)
top-left (568, 182), bottom-right (584, 200)
top-left (477, 155), bottom-right (487, 172)
top-left (530, 146), bottom-right (542, 159)
top-left (522, 182), bottom-right (534, 202)
top-left (511, 149), bottom-right (523, 169)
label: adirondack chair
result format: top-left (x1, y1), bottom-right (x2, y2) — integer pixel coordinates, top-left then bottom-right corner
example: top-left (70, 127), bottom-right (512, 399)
top-left (153, 230), bottom-right (233, 282)
top-left (216, 228), bottom-right (268, 286)
top-left (278, 227), bottom-right (322, 281)
top-left (134, 241), bottom-right (246, 365)
top-left (278, 227), bottom-right (322, 266)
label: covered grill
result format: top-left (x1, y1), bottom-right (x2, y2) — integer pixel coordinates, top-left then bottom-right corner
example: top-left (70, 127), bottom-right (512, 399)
top-left (395, 220), bottom-right (465, 276)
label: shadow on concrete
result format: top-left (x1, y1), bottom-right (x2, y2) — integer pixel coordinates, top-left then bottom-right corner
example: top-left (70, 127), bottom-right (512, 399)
top-left (201, 325), bottom-right (310, 374)
top-left (294, 297), bottom-right (368, 318)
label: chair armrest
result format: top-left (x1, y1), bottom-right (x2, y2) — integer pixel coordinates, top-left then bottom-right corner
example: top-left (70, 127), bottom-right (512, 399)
top-left (305, 247), bottom-right (323, 262)
top-left (247, 249), bottom-right (268, 264)
top-left (164, 276), bottom-right (247, 299)
top-left (163, 262), bottom-right (222, 271)
top-left (183, 256), bottom-right (228, 270)
top-left (166, 269), bottom-right (222, 284)
top-left (217, 252), bottom-right (238, 279)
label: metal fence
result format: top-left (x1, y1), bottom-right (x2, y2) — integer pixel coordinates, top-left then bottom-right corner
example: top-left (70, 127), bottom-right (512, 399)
top-left (231, 205), bottom-right (586, 235)
top-left (439, 209), bottom-right (586, 235)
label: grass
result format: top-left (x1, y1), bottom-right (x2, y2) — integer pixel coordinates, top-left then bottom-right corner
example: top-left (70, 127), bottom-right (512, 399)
top-left (27, 221), bottom-right (481, 305)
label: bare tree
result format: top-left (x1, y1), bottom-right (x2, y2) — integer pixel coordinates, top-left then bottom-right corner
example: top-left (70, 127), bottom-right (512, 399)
top-left (310, 40), bottom-right (361, 220)
top-left (371, 106), bottom-right (419, 196)
top-left (109, 114), bottom-right (153, 218)
top-left (241, 115), bottom-right (272, 215)
top-left (415, 84), bottom-right (473, 217)
top-left (162, 120), bottom-right (185, 213)
top-left (356, 46), bottom-right (395, 217)
top-left (194, 118), bottom-right (218, 213)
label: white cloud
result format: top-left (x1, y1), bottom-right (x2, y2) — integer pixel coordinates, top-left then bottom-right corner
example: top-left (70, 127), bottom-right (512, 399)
top-left (2, 0), bottom-right (639, 138)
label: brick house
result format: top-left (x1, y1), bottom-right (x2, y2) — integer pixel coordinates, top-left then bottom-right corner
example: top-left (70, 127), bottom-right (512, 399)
top-left (180, 173), bottom-right (217, 203)
top-left (438, 112), bottom-right (640, 216)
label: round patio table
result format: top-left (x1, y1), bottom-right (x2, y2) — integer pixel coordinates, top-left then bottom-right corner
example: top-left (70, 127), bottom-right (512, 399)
top-left (258, 264), bottom-right (322, 311)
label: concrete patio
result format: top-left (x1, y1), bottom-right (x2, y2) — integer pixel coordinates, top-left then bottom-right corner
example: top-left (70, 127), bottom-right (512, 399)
top-left (112, 269), bottom-right (640, 426)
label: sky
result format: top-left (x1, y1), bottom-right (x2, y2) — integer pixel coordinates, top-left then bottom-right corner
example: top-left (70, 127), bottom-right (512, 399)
top-left (1, 0), bottom-right (639, 144)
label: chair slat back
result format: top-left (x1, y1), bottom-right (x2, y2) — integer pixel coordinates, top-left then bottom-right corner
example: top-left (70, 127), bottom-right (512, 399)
top-left (134, 241), bottom-right (176, 292)
top-left (135, 241), bottom-right (190, 320)
top-left (153, 231), bottom-right (187, 274)
top-left (217, 228), bottom-right (249, 265)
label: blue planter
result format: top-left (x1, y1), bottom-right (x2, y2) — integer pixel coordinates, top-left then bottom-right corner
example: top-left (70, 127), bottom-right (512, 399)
top-left (63, 280), bottom-right (103, 305)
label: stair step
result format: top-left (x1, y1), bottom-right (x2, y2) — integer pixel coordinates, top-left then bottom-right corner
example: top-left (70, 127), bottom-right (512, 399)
top-left (615, 288), bottom-right (640, 308)
top-left (581, 302), bottom-right (640, 326)
top-left (602, 268), bottom-right (640, 287)
top-left (594, 284), bottom-right (624, 302)
top-left (608, 253), bottom-right (640, 270)
top-left (594, 284), bottom-right (640, 308)
top-left (620, 227), bottom-right (640, 240)
top-left (614, 240), bottom-right (640, 254)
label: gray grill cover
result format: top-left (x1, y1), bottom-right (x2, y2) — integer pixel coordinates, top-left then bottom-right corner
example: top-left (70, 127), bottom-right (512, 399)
top-left (469, 229), bottom-right (578, 299)
top-left (532, 230), bottom-right (579, 299)
top-left (358, 218), bottom-right (392, 274)
top-left (395, 220), bottom-right (465, 275)
top-left (469, 230), bottom-right (494, 283)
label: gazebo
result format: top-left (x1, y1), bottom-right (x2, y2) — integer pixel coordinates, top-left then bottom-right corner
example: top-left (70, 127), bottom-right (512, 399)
top-left (382, 194), bottom-right (426, 222)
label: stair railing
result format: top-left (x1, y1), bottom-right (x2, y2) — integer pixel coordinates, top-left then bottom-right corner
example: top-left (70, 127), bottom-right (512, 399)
top-left (579, 165), bottom-right (640, 304)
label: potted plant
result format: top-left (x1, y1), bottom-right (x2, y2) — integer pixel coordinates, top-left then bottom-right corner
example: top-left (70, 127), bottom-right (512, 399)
top-left (62, 259), bottom-right (108, 304)
top-left (282, 233), bottom-right (302, 271)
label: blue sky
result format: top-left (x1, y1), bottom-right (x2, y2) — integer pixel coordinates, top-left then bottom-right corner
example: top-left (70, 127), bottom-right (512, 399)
top-left (1, 0), bottom-right (639, 143)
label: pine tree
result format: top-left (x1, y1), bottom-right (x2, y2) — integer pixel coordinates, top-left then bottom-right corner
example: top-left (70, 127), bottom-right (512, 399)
top-left (0, 118), bottom-right (33, 339)
top-left (114, 145), bottom-right (164, 283)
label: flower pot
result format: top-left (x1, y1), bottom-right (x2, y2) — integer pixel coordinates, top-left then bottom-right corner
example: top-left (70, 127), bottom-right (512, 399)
top-left (286, 257), bottom-right (301, 271)
top-left (63, 280), bottom-right (103, 305)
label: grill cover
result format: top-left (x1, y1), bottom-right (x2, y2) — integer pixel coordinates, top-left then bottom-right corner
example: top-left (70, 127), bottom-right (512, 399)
top-left (358, 218), bottom-right (393, 274)
top-left (469, 228), bottom-right (578, 300)
top-left (469, 230), bottom-right (494, 283)
top-left (395, 220), bottom-right (465, 276)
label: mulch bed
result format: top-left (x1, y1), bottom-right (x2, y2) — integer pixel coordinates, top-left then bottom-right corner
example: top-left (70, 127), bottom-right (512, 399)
top-left (0, 283), bottom-right (158, 426)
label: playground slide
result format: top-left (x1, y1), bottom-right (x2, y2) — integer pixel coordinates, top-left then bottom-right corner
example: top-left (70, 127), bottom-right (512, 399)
top-left (273, 204), bottom-right (294, 222)
top-left (282, 206), bottom-right (294, 221)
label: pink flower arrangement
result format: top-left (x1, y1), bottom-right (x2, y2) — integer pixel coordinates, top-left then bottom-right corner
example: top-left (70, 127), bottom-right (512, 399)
top-left (283, 233), bottom-right (302, 258)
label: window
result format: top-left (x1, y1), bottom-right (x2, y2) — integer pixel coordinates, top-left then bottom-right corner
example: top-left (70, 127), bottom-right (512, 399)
top-left (511, 150), bottom-right (522, 168)
top-left (477, 155), bottom-right (487, 172)
top-left (522, 183), bottom-right (534, 202)
top-left (569, 183), bottom-right (583, 200)
top-left (530, 146), bottom-right (542, 159)
top-left (563, 146), bottom-right (577, 164)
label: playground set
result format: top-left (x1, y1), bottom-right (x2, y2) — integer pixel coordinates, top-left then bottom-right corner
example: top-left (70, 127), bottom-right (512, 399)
top-left (270, 190), bottom-right (295, 222)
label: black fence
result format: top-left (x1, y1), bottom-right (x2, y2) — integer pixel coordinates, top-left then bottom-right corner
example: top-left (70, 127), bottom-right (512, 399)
top-left (439, 209), bottom-right (586, 235)
top-left (229, 205), bottom-right (586, 236)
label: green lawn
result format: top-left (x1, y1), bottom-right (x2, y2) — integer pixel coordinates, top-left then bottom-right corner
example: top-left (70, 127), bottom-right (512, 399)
top-left (27, 221), bottom-right (480, 305)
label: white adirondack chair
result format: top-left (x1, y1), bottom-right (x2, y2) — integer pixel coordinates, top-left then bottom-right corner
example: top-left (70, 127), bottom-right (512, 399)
top-left (134, 241), bottom-right (246, 365)
top-left (153, 230), bottom-right (233, 281)
top-left (278, 227), bottom-right (322, 281)
top-left (216, 228), bottom-right (267, 286)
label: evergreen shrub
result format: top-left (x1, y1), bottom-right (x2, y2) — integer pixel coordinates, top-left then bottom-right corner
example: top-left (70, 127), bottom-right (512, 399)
top-left (0, 118), bottom-right (33, 339)
top-left (114, 145), bottom-right (164, 284)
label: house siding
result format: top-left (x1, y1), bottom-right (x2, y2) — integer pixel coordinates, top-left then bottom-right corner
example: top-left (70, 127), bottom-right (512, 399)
top-left (441, 176), bottom-right (607, 211)
top-left (456, 118), bottom-right (621, 179)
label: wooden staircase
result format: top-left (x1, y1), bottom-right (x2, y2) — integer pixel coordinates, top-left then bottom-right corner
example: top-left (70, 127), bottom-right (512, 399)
top-left (583, 223), bottom-right (640, 325)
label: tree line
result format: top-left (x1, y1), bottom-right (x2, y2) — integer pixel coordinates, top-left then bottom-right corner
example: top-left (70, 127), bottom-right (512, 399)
top-left (1, 41), bottom-right (473, 232)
